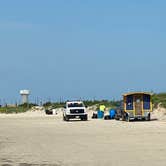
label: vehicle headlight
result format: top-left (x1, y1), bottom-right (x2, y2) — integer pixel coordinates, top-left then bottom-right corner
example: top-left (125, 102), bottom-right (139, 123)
top-left (66, 110), bottom-right (70, 114)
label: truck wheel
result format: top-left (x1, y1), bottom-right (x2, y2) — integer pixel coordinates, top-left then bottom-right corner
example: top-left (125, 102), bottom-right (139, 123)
top-left (82, 116), bottom-right (88, 121)
top-left (64, 115), bottom-right (69, 121)
top-left (65, 117), bottom-right (69, 121)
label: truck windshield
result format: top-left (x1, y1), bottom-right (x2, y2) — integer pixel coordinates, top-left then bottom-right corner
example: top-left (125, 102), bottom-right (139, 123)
top-left (68, 103), bottom-right (84, 108)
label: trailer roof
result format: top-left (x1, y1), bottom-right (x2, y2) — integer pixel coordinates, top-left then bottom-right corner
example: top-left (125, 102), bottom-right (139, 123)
top-left (123, 92), bottom-right (152, 97)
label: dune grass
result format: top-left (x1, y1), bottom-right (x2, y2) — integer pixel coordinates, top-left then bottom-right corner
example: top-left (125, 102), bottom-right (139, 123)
top-left (1, 93), bottom-right (166, 114)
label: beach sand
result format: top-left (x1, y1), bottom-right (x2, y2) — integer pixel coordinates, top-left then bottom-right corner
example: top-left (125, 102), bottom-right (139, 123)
top-left (0, 108), bottom-right (166, 166)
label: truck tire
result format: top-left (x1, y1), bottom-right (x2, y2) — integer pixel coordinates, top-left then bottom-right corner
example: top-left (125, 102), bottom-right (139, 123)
top-left (65, 117), bottom-right (69, 121)
top-left (63, 115), bottom-right (69, 121)
top-left (81, 115), bottom-right (88, 121)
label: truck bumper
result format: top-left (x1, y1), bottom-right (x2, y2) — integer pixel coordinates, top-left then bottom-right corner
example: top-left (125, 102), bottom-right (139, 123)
top-left (66, 114), bottom-right (88, 119)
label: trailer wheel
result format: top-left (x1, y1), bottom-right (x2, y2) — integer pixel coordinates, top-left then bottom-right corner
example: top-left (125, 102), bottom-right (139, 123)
top-left (115, 115), bottom-right (120, 120)
top-left (122, 114), bottom-right (126, 121)
top-left (146, 114), bottom-right (151, 121)
top-left (115, 117), bottom-right (118, 120)
top-left (126, 115), bottom-right (130, 122)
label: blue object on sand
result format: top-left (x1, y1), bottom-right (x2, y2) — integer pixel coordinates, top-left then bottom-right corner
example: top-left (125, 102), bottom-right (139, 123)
top-left (97, 110), bottom-right (104, 119)
top-left (109, 109), bottom-right (116, 119)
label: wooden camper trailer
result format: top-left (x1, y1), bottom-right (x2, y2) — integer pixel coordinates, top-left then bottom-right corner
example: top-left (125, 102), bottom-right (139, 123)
top-left (122, 92), bottom-right (152, 121)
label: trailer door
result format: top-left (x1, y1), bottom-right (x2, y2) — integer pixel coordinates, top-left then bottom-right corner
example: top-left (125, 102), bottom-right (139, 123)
top-left (135, 95), bottom-right (142, 116)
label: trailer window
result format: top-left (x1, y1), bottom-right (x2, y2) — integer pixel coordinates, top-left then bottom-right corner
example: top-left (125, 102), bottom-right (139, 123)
top-left (143, 95), bottom-right (150, 109)
top-left (126, 95), bottom-right (133, 110)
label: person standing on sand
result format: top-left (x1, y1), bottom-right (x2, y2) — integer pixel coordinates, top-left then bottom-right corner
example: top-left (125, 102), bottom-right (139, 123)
top-left (99, 104), bottom-right (106, 117)
top-left (100, 104), bottom-right (106, 112)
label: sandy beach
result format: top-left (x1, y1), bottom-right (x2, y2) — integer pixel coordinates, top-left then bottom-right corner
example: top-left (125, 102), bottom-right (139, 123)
top-left (0, 109), bottom-right (166, 166)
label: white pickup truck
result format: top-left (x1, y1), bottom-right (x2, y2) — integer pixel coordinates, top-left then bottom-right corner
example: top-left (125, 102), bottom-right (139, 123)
top-left (63, 101), bottom-right (88, 121)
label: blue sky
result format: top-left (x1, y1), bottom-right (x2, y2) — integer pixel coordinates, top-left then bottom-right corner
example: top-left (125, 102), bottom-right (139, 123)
top-left (0, 0), bottom-right (165, 104)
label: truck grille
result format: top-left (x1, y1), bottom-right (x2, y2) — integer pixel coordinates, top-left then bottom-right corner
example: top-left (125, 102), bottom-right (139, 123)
top-left (70, 109), bottom-right (84, 114)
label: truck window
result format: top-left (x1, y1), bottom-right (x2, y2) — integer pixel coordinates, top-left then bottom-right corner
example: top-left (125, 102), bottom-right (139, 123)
top-left (68, 103), bottom-right (84, 108)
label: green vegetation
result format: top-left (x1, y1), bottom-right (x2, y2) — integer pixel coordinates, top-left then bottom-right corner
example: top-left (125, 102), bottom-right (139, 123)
top-left (84, 100), bottom-right (121, 110)
top-left (0, 107), bottom-right (26, 114)
top-left (43, 102), bottom-right (65, 109)
top-left (152, 93), bottom-right (166, 108)
top-left (0, 103), bottom-right (37, 114)
top-left (1, 93), bottom-right (166, 114)
top-left (42, 100), bottom-right (121, 110)
top-left (42, 93), bottom-right (166, 110)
